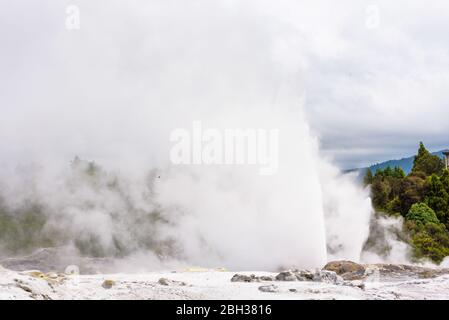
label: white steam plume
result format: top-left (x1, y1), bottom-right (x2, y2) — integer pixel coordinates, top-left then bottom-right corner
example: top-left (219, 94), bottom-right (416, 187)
top-left (0, 0), bottom-right (375, 271)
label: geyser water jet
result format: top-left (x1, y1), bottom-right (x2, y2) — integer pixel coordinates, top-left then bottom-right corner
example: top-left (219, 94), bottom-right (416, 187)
top-left (156, 98), bottom-right (329, 270)
top-left (0, 0), bottom-right (375, 271)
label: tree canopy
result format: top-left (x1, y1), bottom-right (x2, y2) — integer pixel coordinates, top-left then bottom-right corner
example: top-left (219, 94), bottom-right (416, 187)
top-left (406, 202), bottom-right (439, 225)
top-left (412, 142), bottom-right (445, 176)
top-left (364, 142), bottom-right (449, 263)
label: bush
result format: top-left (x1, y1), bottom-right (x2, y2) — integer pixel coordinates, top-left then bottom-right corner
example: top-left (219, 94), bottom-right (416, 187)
top-left (406, 202), bottom-right (439, 225)
top-left (410, 223), bottom-right (449, 263)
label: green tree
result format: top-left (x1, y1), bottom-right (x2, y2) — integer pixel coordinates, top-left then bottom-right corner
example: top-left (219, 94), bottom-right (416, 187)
top-left (397, 175), bottom-right (427, 216)
top-left (441, 170), bottom-right (449, 192)
top-left (374, 168), bottom-right (383, 179)
top-left (406, 202), bottom-right (440, 225)
top-left (383, 166), bottom-right (393, 177)
top-left (412, 142), bottom-right (445, 176)
top-left (425, 174), bottom-right (449, 223)
top-left (392, 166), bottom-right (405, 179)
top-left (364, 169), bottom-right (374, 186)
top-left (371, 178), bottom-right (390, 209)
top-left (386, 196), bottom-right (402, 215)
top-left (408, 222), bottom-right (449, 263)
top-left (368, 166), bottom-right (408, 214)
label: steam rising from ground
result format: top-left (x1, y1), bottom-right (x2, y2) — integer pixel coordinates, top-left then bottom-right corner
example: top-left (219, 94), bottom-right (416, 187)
top-left (361, 215), bottom-right (412, 265)
top-left (0, 0), bottom-right (384, 271)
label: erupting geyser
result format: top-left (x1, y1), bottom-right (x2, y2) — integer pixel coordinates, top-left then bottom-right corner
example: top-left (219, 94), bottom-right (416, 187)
top-left (0, 0), bottom-right (373, 271)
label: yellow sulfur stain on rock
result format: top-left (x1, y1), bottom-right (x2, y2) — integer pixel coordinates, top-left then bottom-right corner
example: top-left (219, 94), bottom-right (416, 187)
top-left (26, 271), bottom-right (67, 284)
top-left (102, 279), bottom-right (115, 289)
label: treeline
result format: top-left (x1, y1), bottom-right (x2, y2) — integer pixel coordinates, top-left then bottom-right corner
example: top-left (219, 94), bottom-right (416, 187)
top-left (364, 142), bottom-right (449, 263)
top-left (0, 158), bottom-right (169, 258)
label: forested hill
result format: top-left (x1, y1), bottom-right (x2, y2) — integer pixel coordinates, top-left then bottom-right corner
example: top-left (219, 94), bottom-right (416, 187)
top-left (363, 142), bottom-right (449, 263)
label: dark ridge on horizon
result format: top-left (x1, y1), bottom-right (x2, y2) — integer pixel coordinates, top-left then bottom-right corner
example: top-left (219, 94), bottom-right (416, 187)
top-left (347, 150), bottom-right (447, 176)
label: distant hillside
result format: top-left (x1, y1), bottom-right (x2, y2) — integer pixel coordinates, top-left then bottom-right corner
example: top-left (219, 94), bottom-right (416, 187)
top-left (358, 150), bottom-right (447, 176)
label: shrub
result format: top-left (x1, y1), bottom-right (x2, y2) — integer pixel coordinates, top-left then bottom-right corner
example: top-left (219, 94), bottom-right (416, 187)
top-left (410, 223), bottom-right (449, 263)
top-left (406, 202), bottom-right (439, 225)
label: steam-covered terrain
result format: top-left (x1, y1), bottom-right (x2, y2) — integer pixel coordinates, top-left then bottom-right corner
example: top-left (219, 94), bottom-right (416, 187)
top-left (2, 258), bottom-right (449, 300)
top-left (2, 1), bottom-right (449, 300)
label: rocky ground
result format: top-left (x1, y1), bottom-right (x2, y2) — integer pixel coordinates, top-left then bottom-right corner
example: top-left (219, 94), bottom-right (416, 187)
top-left (2, 255), bottom-right (449, 300)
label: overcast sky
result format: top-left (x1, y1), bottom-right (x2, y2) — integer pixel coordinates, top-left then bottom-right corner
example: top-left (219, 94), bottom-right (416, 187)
top-left (1, 0), bottom-right (449, 170)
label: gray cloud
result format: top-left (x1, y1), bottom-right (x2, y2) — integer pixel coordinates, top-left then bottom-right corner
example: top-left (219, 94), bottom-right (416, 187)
top-left (293, 0), bottom-right (449, 168)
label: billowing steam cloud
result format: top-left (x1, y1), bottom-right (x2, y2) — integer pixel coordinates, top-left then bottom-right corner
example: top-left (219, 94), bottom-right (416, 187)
top-left (0, 0), bottom-right (376, 271)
